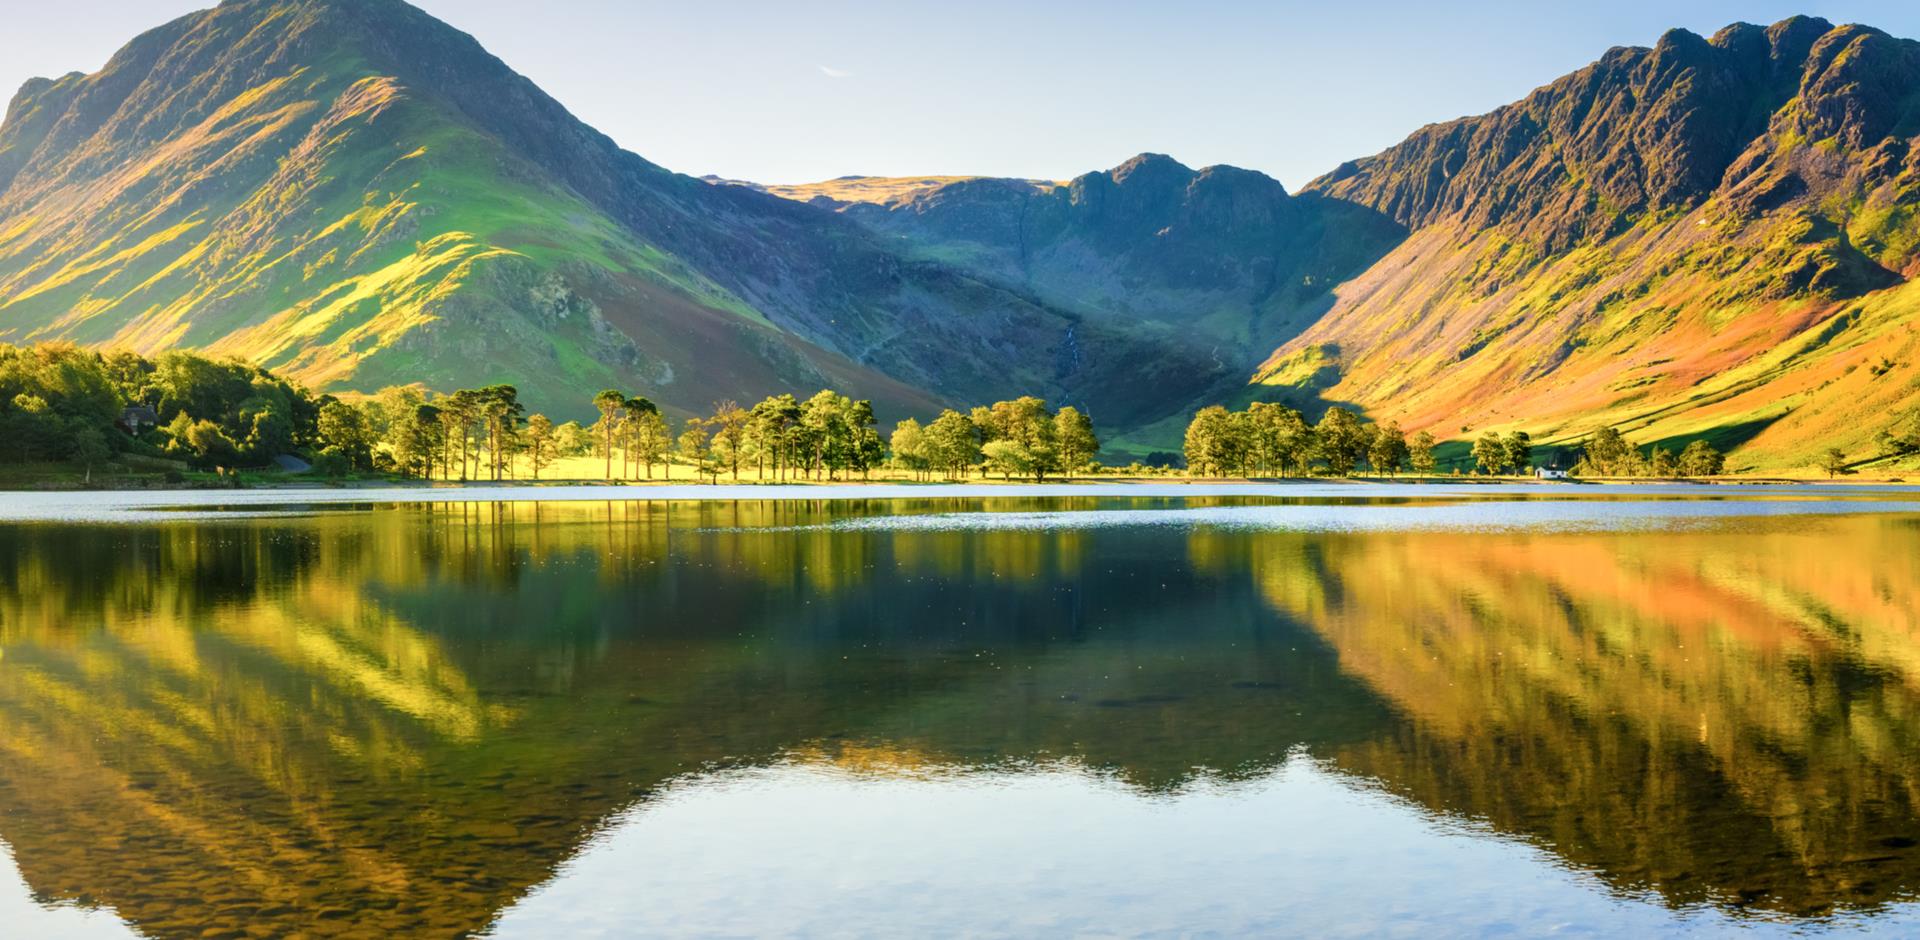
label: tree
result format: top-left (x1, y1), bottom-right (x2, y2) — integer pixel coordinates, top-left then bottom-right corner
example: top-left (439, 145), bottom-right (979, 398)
top-left (801, 390), bottom-right (852, 480)
top-left (890, 418), bottom-right (929, 480)
top-left (101, 350), bottom-right (154, 409)
top-left (1473, 432), bottom-right (1511, 475)
top-left (477, 385), bottom-right (524, 480)
top-left (926, 409), bottom-right (979, 480)
top-left (1369, 422), bottom-right (1411, 476)
top-left (1678, 440), bottom-right (1724, 477)
top-left (592, 389), bottom-right (626, 480)
top-left (633, 409), bottom-right (669, 479)
top-left (980, 397), bottom-right (1059, 481)
top-left (982, 439), bottom-right (1037, 480)
top-left (1054, 406), bottom-right (1099, 478)
top-left (749, 394), bottom-right (803, 480)
top-left (181, 419), bottom-right (239, 468)
top-left (1183, 405), bottom-right (1241, 477)
top-left (70, 425), bottom-right (110, 484)
top-left (1241, 402), bottom-right (1308, 476)
top-left (1409, 431), bottom-right (1437, 475)
top-left (836, 399), bottom-right (884, 480)
top-left (677, 419), bottom-right (715, 482)
top-left (1649, 446), bottom-right (1677, 478)
top-left (554, 420), bottom-right (591, 458)
top-left (3, 393), bottom-right (60, 463)
top-left (441, 389), bottom-right (483, 480)
top-left (1279, 408), bottom-right (1316, 476)
top-left (1315, 408), bottom-right (1366, 476)
top-left (708, 400), bottom-right (750, 480)
top-left (621, 397), bottom-right (659, 478)
top-left (1503, 431), bottom-right (1533, 474)
top-left (522, 414), bottom-right (556, 479)
top-left (316, 399), bottom-right (373, 471)
top-left (1821, 447), bottom-right (1851, 479)
top-left (1581, 427), bottom-right (1632, 476)
top-left (389, 403), bottom-right (441, 478)
top-left (434, 403), bottom-right (468, 480)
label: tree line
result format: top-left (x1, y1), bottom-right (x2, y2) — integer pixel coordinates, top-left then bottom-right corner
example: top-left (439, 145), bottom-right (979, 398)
top-left (1183, 403), bottom-right (1435, 476)
top-left (0, 342), bottom-right (1103, 483)
top-left (890, 398), bottom-right (1098, 481)
top-left (1571, 427), bottom-right (1726, 478)
top-left (0, 340), bottom-right (1754, 484)
top-left (1181, 402), bottom-right (1728, 478)
top-left (1, 343), bottom-right (318, 479)
top-left (303, 386), bottom-right (1105, 483)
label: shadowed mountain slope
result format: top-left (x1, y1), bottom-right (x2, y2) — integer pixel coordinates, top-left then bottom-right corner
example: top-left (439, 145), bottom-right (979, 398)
top-left (753, 156), bottom-right (1404, 439)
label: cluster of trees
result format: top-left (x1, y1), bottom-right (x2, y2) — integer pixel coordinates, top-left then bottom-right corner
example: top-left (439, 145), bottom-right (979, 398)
top-left (1572, 428), bottom-right (1725, 478)
top-left (1470, 431), bottom-right (1537, 475)
top-left (329, 384), bottom-right (598, 481)
top-left (22, 340), bottom-right (1762, 486)
top-left (889, 398), bottom-right (1098, 481)
top-left (0, 342), bottom-right (1110, 484)
top-left (645, 391), bottom-right (886, 483)
top-left (0, 343), bottom-right (321, 478)
top-left (1178, 402), bottom-right (1735, 480)
top-left (1182, 403), bottom-right (1434, 477)
top-left (358, 386), bottom-right (894, 483)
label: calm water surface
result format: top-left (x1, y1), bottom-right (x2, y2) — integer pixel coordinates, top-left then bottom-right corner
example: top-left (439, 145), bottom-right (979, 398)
top-left (7, 488), bottom-right (1920, 937)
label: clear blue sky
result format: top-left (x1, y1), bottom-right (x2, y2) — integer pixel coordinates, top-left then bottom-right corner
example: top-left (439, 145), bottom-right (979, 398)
top-left (7, 1), bottom-right (1920, 188)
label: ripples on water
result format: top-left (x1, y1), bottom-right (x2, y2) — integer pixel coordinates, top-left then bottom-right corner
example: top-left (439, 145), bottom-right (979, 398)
top-left (5, 487), bottom-right (1920, 936)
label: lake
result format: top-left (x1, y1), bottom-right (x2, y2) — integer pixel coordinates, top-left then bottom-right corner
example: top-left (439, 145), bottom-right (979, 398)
top-left (7, 484), bottom-right (1920, 937)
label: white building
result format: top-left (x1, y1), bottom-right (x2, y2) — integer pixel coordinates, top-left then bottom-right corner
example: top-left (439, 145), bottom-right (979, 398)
top-left (1536, 467), bottom-right (1569, 480)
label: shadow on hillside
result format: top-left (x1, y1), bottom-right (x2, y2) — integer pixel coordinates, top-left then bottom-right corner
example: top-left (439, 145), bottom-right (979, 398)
top-left (1640, 416), bottom-right (1781, 455)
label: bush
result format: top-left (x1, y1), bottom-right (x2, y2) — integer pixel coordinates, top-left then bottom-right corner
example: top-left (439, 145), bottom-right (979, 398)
top-left (310, 450), bottom-right (351, 478)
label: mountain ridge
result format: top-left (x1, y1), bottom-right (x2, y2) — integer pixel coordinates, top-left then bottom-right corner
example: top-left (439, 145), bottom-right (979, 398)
top-left (0, 0), bottom-right (1226, 429)
top-left (1246, 15), bottom-right (1920, 468)
top-left (9, 5), bottom-right (1920, 468)
top-left (767, 152), bottom-right (1405, 408)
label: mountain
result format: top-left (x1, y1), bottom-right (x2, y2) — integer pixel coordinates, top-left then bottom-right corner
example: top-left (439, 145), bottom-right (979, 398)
top-left (1259, 17), bottom-right (1920, 469)
top-left (0, 0), bottom-right (1225, 426)
top-left (12, 5), bottom-right (1920, 469)
top-left (752, 156), bottom-right (1405, 447)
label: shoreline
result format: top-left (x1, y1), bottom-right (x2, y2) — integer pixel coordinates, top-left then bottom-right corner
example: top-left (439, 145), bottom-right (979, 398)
top-left (5, 479), bottom-right (1920, 524)
top-left (2, 471), bottom-right (1901, 495)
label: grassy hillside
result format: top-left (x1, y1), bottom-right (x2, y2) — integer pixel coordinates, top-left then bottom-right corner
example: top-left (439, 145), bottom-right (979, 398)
top-left (0, 0), bottom-right (1207, 426)
top-left (1258, 17), bottom-right (1920, 470)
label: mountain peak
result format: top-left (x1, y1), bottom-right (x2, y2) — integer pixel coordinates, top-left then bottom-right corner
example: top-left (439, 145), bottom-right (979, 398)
top-left (0, 0), bottom-right (1184, 427)
top-left (1302, 15), bottom-right (1920, 252)
top-left (1768, 14), bottom-right (1835, 41)
top-left (1110, 152), bottom-right (1193, 183)
top-left (1652, 27), bottom-right (1709, 55)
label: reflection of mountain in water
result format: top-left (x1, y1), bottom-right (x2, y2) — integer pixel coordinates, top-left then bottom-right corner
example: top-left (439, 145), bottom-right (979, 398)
top-left (1200, 519), bottom-right (1920, 915)
top-left (0, 500), bottom-right (1387, 937)
top-left (4, 502), bottom-right (1920, 934)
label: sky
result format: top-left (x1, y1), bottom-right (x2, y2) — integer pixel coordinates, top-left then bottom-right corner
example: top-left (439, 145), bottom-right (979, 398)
top-left (6, 1), bottom-right (1920, 189)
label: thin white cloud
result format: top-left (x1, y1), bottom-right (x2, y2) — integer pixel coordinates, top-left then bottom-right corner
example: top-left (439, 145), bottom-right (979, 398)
top-left (817, 65), bottom-right (852, 79)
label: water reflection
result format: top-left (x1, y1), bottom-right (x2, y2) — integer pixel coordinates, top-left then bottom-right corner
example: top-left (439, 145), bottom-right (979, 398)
top-left (4, 499), bottom-right (1920, 935)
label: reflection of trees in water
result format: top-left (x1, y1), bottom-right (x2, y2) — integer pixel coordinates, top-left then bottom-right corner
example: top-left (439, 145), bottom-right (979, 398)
top-left (1195, 518), bottom-right (1920, 916)
top-left (0, 502), bottom-right (1375, 937)
top-left (8, 505), bottom-right (1920, 933)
